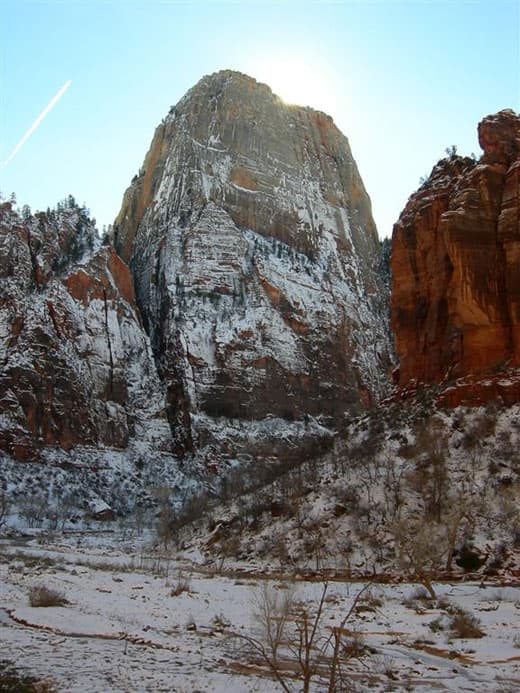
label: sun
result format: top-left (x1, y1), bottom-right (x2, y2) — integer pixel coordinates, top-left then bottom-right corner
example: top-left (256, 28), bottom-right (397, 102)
top-left (250, 57), bottom-right (339, 117)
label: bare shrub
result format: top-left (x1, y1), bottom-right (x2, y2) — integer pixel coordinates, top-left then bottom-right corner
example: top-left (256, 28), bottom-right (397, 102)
top-left (155, 489), bottom-right (213, 550)
top-left (269, 532), bottom-right (293, 571)
top-left (461, 406), bottom-right (497, 482)
top-left (0, 659), bottom-right (58, 692)
top-left (407, 418), bottom-right (449, 522)
top-left (383, 456), bottom-right (408, 520)
top-left (302, 524), bottom-right (325, 571)
top-left (252, 583), bottom-right (295, 665)
top-left (390, 517), bottom-right (447, 599)
top-left (358, 588), bottom-right (384, 609)
top-left (170, 569), bottom-right (191, 596)
top-left (332, 482), bottom-right (360, 511)
top-left (444, 494), bottom-right (477, 571)
top-left (449, 607), bottom-right (484, 639)
top-left (342, 631), bottom-right (367, 659)
top-left (462, 405), bottom-right (497, 448)
top-left (29, 585), bottom-right (68, 607)
top-left (211, 612), bottom-right (231, 631)
top-left (156, 503), bottom-right (176, 550)
top-left (232, 582), bottom-right (370, 692)
top-left (218, 534), bottom-right (241, 562)
top-left (19, 494), bottom-right (49, 528)
top-left (428, 616), bottom-right (445, 633)
top-left (0, 490), bottom-right (10, 529)
top-left (246, 495), bottom-right (272, 526)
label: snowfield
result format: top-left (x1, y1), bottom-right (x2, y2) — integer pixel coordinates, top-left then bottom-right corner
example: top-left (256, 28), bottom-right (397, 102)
top-left (1, 532), bottom-right (519, 692)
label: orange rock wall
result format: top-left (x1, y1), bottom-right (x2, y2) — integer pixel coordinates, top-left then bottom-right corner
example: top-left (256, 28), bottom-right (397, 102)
top-left (391, 110), bottom-right (520, 387)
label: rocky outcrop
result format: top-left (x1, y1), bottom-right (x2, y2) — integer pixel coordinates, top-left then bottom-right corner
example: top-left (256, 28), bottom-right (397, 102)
top-left (114, 70), bottom-right (390, 454)
top-left (391, 109), bottom-right (520, 394)
top-left (0, 202), bottom-right (172, 462)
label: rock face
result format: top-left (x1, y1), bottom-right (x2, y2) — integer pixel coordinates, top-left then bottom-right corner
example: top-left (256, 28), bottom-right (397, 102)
top-left (391, 109), bottom-right (520, 392)
top-left (114, 70), bottom-right (390, 453)
top-left (0, 202), bottom-right (172, 462)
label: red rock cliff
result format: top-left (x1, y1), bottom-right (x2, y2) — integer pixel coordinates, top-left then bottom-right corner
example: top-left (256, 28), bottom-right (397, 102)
top-left (391, 109), bottom-right (520, 390)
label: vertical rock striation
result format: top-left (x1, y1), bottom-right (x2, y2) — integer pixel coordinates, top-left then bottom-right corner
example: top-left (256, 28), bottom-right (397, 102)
top-left (114, 70), bottom-right (390, 455)
top-left (0, 202), bottom-right (171, 462)
top-left (391, 109), bottom-right (520, 396)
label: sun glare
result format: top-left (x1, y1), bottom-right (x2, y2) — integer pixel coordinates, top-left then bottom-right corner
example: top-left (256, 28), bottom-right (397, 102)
top-left (251, 58), bottom-right (339, 117)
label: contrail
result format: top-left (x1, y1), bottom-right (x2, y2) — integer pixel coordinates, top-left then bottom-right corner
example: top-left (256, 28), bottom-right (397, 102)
top-left (2, 80), bottom-right (72, 168)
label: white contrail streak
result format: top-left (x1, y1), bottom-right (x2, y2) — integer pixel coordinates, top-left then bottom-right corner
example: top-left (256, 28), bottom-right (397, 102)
top-left (2, 80), bottom-right (72, 168)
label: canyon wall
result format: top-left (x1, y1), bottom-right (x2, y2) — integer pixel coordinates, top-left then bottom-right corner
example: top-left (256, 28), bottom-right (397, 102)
top-left (391, 109), bottom-right (520, 400)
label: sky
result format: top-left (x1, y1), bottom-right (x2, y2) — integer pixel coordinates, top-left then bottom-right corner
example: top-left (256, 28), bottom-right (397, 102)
top-left (1, 0), bottom-right (518, 239)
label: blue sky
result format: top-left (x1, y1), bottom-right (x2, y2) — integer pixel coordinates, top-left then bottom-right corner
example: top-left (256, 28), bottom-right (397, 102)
top-left (1, 0), bottom-right (518, 238)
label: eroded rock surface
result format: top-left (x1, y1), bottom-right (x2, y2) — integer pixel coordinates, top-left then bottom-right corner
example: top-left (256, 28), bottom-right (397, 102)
top-left (391, 109), bottom-right (520, 394)
top-left (0, 202), bottom-right (171, 462)
top-left (114, 70), bottom-right (390, 453)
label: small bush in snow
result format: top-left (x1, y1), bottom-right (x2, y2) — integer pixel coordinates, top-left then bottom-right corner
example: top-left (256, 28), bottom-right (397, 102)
top-left (29, 585), bottom-right (68, 607)
top-left (403, 586), bottom-right (432, 610)
top-left (428, 616), bottom-right (445, 633)
top-left (448, 607), bottom-right (484, 639)
top-left (358, 588), bottom-right (384, 609)
top-left (342, 630), bottom-right (367, 658)
top-left (170, 569), bottom-right (191, 596)
top-left (211, 612), bottom-right (231, 630)
top-left (0, 659), bottom-right (58, 692)
top-left (185, 615), bottom-right (197, 631)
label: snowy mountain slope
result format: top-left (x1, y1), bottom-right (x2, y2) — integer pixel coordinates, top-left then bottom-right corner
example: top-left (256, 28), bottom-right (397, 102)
top-left (0, 201), bottom-right (189, 515)
top-left (179, 394), bottom-right (520, 584)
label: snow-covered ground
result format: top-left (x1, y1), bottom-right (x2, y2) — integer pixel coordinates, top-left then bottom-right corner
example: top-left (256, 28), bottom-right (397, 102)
top-left (1, 532), bottom-right (519, 692)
